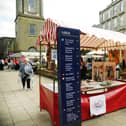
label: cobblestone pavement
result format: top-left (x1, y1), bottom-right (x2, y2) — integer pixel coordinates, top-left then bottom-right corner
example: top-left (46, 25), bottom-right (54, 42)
top-left (0, 70), bottom-right (126, 126)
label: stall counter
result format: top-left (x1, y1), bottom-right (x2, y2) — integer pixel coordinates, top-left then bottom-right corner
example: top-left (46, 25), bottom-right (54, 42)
top-left (39, 78), bottom-right (126, 126)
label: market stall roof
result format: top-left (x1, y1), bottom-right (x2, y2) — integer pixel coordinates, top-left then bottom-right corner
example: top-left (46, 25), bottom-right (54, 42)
top-left (80, 27), bottom-right (126, 50)
top-left (36, 18), bottom-right (126, 50)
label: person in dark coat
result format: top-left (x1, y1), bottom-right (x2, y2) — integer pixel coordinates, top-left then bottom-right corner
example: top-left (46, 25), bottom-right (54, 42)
top-left (80, 57), bottom-right (87, 80)
top-left (0, 59), bottom-right (4, 70)
top-left (122, 59), bottom-right (125, 70)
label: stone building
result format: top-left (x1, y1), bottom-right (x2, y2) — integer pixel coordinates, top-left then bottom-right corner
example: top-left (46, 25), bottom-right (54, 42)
top-left (98, 0), bottom-right (126, 34)
top-left (0, 37), bottom-right (16, 58)
top-left (15, 0), bottom-right (45, 52)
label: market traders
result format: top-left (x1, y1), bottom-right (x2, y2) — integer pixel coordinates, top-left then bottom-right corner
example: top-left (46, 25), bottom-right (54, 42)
top-left (80, 57), bottom-right (87, 80)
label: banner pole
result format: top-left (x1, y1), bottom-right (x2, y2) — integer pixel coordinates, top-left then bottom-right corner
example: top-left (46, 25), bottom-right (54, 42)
top-left (39, 38), bottom-right (42, 111)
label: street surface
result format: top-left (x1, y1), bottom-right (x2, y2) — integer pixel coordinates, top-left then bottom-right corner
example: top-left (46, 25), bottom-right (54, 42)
top-left (0, 70), bottom-right (126, 126)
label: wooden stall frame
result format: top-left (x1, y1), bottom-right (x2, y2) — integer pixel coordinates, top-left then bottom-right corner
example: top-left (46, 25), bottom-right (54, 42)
top-left (92, 61), bottom-right (116, 81)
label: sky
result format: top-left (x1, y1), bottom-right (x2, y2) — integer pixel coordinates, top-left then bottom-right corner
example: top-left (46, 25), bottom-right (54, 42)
top-left (0, 0), bottom-right (111, 37)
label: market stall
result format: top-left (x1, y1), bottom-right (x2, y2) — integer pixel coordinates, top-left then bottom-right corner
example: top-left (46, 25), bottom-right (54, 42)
top-left (36, 18), bottom-right (126, 126)
top-left (40, 79), bottom-right (126, 125)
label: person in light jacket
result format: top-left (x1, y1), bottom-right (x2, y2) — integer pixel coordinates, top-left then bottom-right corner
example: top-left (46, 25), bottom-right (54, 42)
top-left (19, 58), bottom-right (33, 89)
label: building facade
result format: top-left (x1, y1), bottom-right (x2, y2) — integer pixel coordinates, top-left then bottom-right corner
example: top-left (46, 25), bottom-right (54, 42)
top-left (15, 0), bottom-right (45, 51)
top-left (0, 37), bottom-right (16, 58)
top-left (98, 0), bottom-right (126, 34)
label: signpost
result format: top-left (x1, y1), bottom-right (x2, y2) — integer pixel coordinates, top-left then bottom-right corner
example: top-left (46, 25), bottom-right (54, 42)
top-left (57, 27), bottom-right (81, 126)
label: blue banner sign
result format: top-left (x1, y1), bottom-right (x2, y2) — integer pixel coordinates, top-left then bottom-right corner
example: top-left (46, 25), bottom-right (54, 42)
top-left (57, 27), bottom-right (81, 126)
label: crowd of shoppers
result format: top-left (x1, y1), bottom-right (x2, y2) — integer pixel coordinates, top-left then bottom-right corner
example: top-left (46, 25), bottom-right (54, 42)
top-left (0, 57), bottom-right (20, 70)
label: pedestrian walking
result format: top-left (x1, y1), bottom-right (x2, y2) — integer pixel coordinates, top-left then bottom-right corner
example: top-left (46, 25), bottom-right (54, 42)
top-left (4, 58), bottom-right (8, 69)
top-left (0, 59), bottom-right (4, 70)
top-left (15, 58), bottom-right (19, 70)
top-left (19, 58), bottom-right (33, 90)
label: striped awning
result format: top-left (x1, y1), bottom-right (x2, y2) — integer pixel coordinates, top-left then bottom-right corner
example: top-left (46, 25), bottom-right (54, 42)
top-left (36, 18), bottom-right (126, 50)
top-left (36, 18), bottom-right (63, 47)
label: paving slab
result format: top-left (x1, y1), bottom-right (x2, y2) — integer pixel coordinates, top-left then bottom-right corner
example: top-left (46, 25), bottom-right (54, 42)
top-left (0, 71), bottom-right (126, 126)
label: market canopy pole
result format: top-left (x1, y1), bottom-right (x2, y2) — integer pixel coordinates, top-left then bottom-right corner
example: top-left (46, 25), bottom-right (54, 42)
top-left (39, 33), bottom-right (42, 111)
top-left (103, 48), bottom-right (106, 61)
top-left (119, 49), bottom-right (122, 64)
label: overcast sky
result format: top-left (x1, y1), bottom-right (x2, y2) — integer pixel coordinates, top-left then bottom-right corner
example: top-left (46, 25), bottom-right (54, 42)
top-left (0, 0), bottom-right (111, 37)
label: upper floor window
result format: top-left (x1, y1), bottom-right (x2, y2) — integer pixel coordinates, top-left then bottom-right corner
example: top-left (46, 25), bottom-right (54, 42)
top-left (105, 22), bottom-right (108, 29)
top-left (100, 15), bottom-right (102, 23)
top-left (110, 7), bottom-right (113, 17)
top-left (113, 6), bottom-right (117, 16)
top-left (108, 21), bottom-right (111, 30)
top-left (116, 3), bottom-right (120, 14)
top-left (105, 11), bottom-right (108, 20)
top-left (28, 0), bottom-right (36, 13)
top-left (123, 31), bottom-right (126, 35)
top-left (29, 24), bottom-right (36, 35)
top-left (102, 24), bottom-right (105, 29)
top-left (108, 9), bottom-right (111, 19)
top-left (120, 15), bottom-right (124, 26)
top-left (17, 0), bottom-right (22, 13)
top-left (102, 13), bottom-right (105, 21)
top-left (120, 0), bottom-right (124, 12)
top-left (114, 18), bottom-right (117, 27)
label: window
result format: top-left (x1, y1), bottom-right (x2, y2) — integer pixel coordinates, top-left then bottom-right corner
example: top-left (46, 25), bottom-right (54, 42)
top-left (108, 21), bottom-right (111, 30)
top-left (103, 11), bottom-right (108, 20)
top-left (17, 0), bottom-right (22, 13)
top-left (28, 0), bottom-right (36, 13)
top-left (105, 11), bottom-right (108, 20)
top-left (111, 20), bottom-right (114, 30)
top-left (113, 6), bottom-right (117, 16)
top-left (28, 47), bottom-right (37, 52)
top-left (29, 24), bottom-right (36, 35)
top-left (102, 13), bottom-right (105, 21)
top-left (120, 0), bottom-right (124, 12)
top-left (123, 31), bottom-right (126, 35)
top-left (105, 22), bottom-right (108, 29)
top-left (100, 14), bottom-right (103, 22)
top-left (103, 24), bottom-right (105, 29)
top-left (110, 7), bottom-right (113, 17)
top-left (108, 9), bottom-right (111, 19)
top-left (114, 18), bottom-right (117, 27)
top-left (120, 16), bottom-right (124, 26)
top-left (116, 3), bottom-right (120, 14)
